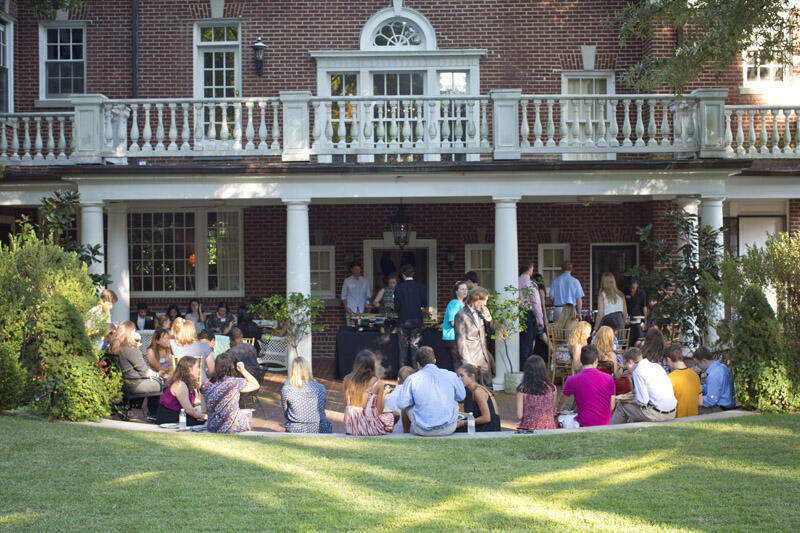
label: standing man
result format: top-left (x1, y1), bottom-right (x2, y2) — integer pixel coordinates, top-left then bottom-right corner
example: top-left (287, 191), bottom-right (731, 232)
top-left (518, 262), bottom-right (544, 367)
top-left (549, 261), bottom-right (584, 320)
top-left (341, 263), bottom-right (371, 316)
top-left (463, 271), bottom-right (480, 291)
top-left (394, 264), bottom-right (428, 367)
top-left (625, 279), bottom-right (648, 344)
top-left (454, 287), bottom-right (494, 387)
top-left (610, 347), bottom-right (677, 424)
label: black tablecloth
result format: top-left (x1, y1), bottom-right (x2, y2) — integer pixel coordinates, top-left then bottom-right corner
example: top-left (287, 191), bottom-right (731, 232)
top-left (335, 326), bottom-right (452, 379)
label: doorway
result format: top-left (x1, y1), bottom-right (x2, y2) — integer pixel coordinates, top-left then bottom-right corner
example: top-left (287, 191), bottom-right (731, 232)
top-left (591, 244), bottom-right (638, 311)
top-left (371, 248), bottom-right (428, 295)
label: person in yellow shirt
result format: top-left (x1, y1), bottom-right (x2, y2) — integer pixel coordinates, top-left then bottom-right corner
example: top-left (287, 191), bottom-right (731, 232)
top-left (663, 343), bottom-right (702, 418)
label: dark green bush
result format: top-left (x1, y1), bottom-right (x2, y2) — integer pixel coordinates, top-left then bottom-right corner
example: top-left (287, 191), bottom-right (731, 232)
top-left (0, 343), bottom-right (26, 411)
top-left (731, 286), bottom-right (800, 413)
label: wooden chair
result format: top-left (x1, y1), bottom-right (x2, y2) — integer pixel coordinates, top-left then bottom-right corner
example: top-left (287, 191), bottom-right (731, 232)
top-left (546, 324), bottom-right (573, 385)
top-left (243, 337), bottom-right (256, 346)
top-left (615, 328), bottom-right (630, 351)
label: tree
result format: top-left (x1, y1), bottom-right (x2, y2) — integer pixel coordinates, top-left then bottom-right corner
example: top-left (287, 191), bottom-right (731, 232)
top-left (24, 0), bottom-right (84, 18)
top-left (248, 293), bottom-right (326, 361)
top-left (627, 209), bottom-right (723, 347)
top-left (617, 0), bottom-right (799, 93)
top-left (486, 285), bottom-right (528, 375)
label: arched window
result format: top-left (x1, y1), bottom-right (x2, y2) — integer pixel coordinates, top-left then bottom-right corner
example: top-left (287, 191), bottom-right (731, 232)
top-left (373, 18), bottom-right (424, 47)
top-left (359, 4), bottom-right (437, 51)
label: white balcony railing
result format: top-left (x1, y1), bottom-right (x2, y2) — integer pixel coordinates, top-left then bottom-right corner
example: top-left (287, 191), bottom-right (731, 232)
top-left (0, 89), bottom-right (797, 167)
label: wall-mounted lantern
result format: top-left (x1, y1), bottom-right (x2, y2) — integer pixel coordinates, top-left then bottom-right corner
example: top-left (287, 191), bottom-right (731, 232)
top-left (252, 37), bottom-right (267, 76)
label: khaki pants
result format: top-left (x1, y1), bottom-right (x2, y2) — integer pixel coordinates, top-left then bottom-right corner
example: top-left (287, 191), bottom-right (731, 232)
top-left (610, 403), bottom-right (675, 424)
top-left (407, 410), bottom-right (458, 437)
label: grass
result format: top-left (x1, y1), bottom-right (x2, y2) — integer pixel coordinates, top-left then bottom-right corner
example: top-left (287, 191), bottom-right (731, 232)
top-left (0, 415), bottom-right (799, 532)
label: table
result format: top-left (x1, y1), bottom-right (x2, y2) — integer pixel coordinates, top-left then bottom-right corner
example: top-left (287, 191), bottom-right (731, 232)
top-left (335, 326), bottom-right (451, 379)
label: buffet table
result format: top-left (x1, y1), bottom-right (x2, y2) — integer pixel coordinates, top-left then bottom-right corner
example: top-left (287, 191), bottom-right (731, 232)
top-left (335, 326), bottom-right (451, 379)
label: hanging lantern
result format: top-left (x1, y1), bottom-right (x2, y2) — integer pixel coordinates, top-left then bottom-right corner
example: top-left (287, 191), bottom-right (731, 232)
top-left (390, 203), bottom-right (412, 249)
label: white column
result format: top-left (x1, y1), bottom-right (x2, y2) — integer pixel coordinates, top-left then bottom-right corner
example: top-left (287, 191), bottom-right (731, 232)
top-left (107, 203), bottom-right (130, 324)
top-left (492, 196), bottom-right (521, 391)
top-left (285, 199), bottom-right (312, 367)
top-left (80, 202), bottom-right (105, 278)
top-left (676, 197), bottom-right (700, 259)
top-left (701, 196), bottom-right (725, 344)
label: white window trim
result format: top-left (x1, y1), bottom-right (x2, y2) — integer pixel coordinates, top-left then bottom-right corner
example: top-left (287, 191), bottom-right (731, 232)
top-left (0, 13), bottom-right (14, 112)
top-left (740, 50), bottom-right (795, 93)
top-left (192, 19), bottom-right (242, 100)
top-left (588, 243), bottom-right (639, 311)
top-left (359, 5), bottom-right (437, 51)
top-left (38, 20), bottom-right (86, 102)
top-left (128, 207), bottom-right (245, 299)
top-left (538, 243), bottom-right (570, 296)
top-left (310, 244), bottom-right (336, 299)
top-left (561, 70), bottom-right (615, 162)
top-left (464, 243), bottom-right (494, 290)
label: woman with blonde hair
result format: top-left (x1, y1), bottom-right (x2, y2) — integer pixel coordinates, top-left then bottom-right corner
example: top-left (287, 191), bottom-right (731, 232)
top-left (569, 321), bottom-right (592, 372)
top-left (110, 321), bottom-right (164, 419)
top-left (280, 357), bottom-right (332, 433)
top-left (155, 356), bottom-right (205, 426)
top-left (343, 350), bottom-right (396, 436)
top-left (593, 272), bottom-right (628, 333)
top-left (170, 317), bottom-right (213, 366)
top-left (592, 325), bottom-right (619, 377)
top-left (555, 303), bottom-right (580, 334)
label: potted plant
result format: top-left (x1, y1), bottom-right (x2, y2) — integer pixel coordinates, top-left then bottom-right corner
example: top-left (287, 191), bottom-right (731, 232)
top-left (247, 293), bottom-right (326, 362)
top-left (487, 285), bottom-right (528, 394)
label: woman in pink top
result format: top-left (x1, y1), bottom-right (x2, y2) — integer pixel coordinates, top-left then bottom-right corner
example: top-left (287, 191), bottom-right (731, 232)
top-left (155, 356), bottom-right (206, 426)
top-left (516, 355), bottom-right (557, 430)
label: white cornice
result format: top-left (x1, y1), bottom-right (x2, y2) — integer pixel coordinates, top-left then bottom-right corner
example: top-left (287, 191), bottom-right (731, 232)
top-left (310, 49), bottom-right (488, 59)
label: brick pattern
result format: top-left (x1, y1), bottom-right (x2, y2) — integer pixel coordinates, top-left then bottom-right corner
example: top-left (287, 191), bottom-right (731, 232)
top-left (790, 200), bottom-right (800, 234)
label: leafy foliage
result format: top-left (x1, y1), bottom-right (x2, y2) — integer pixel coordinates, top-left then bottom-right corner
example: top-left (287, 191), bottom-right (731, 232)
top-left (487, 285), bottom-right (529, 372)
top-left (617, 0), bottom-right (799, 93)
top-left (627, 208), bottom-right (723, 347)
top-left (248, 293), bottom-right (326, 350)
top-left (0, 343), bottom-right (26, 411)
top-left (730, 286), bottom-right (800, 413)
top-left (24, 0), bottom-right (84, 18)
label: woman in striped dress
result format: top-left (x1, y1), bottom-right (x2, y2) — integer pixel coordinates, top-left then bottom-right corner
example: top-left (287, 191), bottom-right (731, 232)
top-left (343, 350), bottom-right (396, 436)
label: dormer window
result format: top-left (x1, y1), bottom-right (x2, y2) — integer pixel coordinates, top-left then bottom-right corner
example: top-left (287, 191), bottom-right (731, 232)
top-left (373, 18), bottom-right (424, 48)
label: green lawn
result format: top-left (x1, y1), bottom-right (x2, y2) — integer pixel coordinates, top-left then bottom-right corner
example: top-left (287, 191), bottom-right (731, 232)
top-left (1, 415), bottom-right (799, 532)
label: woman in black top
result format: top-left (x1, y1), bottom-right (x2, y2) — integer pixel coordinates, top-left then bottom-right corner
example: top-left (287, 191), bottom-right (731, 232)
top-left (110, 320), bottom-right (164, 418)
top-left (455, 363), bottom-right (501, 432)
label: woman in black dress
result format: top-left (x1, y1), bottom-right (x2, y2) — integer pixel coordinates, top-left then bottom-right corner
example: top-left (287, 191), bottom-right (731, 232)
top-left (455, 363), bottom-right (501, 432)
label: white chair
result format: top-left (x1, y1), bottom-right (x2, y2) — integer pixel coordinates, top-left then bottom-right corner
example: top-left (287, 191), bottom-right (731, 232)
top-left (257, 336), bottom-right (289, 372)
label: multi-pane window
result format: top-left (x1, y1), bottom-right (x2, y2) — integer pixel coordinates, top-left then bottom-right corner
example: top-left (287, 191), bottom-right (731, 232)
top-left (0, 22), bottom-right (8, 112)
top-left (439, 71), bottom-right (469, 160)
top-left (197, 24), bottom-right (240, 136)
top-left (329, 73), bottom-right (357, 144)
top-left (42, 25), bottom-right (85, 99)
top-left (438, 72), bottom-right (467, 95)
top-left (538, 244), bottom-right (570, 294)
top-left (207, 211), bottom-right (241, 292)
top-left (465, 244), bottom-right (494, 292)
top-left (373, 19), bottom-right (424, 47)
top-left (373, 72), bottom-right (424, 96)
top-left (129, 209), bottom-right (243, 296)
top-left (742, 50), bottom-right (789, 86)
top-left (563, 74), bottom-right (613, 160)
top-left (310, 245), bottom-right (335, 299)
top-left (129, 212), bottom-right (196, 293)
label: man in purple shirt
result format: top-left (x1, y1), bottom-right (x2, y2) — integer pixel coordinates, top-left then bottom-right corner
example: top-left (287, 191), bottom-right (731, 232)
top-left (558, 345), bottom-right (616, 427)
top-left (518, 262), bottom-right (544, 367)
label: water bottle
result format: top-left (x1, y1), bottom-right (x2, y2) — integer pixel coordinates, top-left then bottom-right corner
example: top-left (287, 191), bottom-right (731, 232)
top-left (467, 412), bottom-right (475, 435)
top-left (179, 408), bottom-right (187, 430)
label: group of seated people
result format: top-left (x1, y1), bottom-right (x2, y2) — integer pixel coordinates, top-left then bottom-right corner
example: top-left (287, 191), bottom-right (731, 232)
top-left (130, 301), bottom-right (261, 339)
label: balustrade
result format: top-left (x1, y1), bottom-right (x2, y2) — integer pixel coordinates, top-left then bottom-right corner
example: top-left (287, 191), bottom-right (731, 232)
top-left (0, 112), bottom-right (74, 164)
top-left (724, 106), bottom-right (800, 157)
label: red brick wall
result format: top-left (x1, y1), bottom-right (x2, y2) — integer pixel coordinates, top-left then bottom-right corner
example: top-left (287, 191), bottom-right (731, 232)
top-left (790, 199), bottom-right (800, 234)
top-left (11, 0), bottom-right (788, 112)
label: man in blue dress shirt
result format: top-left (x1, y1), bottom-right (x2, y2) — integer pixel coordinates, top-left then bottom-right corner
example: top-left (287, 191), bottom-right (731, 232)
top-left (549, 261), bottom-right (584, 320)
top-left (395, 346), bottom-right (465, 436)
top-left (694, 346), bottom-right (735, 413)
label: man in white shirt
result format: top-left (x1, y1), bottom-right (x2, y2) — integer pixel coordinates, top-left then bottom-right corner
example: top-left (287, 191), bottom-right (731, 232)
top-left (610, 347), bottom-right (677, 424)
top-left (549, 261), bottom-right (584, 320)
top-left (341, 263), bottom-right (371, 315)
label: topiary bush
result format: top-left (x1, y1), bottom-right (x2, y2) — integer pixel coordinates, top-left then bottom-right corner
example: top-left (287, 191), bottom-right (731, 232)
top-left (0, 343), bottom-right (26, 411)
top-left (731, 285), bottom-right (800, 413)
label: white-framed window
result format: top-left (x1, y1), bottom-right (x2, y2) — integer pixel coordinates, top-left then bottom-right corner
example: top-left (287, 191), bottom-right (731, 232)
top-left (310, 245), bottom-right (336, 299)
top-left (742, 49), bottom-right (792, 89)
top-left (538, 243), bottom-right (570, 295)
top-left (38, 22), bottom-right (86, 100)
top-left (193, 21), bottom-right (241, 133)
top-left (561, 71), bottom-right (615, 161)
top-left (329, 72), bottom-right (358, 144)
top-left (465, 244), bottom-right (494, 292)
top-left (0, 16), bottom-right (13, 112)
top-left (128, 208), bottom-right (243, 298)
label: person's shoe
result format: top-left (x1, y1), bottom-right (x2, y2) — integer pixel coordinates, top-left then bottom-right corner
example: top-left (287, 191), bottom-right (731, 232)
top-left (146, 415), bottom-right (157, 423)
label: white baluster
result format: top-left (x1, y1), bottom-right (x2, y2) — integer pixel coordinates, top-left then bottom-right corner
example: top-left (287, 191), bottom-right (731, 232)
top-left (270, 100), bottom-right (280, 150)
top-left (242, 101), bottom-right (254, 150)
top-left (596, 101), bottom-right (607, 148)
top-left (634, 100), bottom-right (645, 147)
top-left (647, 99), bottom-right (657, 147)
top-left (219, 102), bottom-right (229, 142)
top-left (622, 100), bottom-right (632, 146)
top-left (760, 109), bottom-right (769, 155)
top-left (686, 101), bottom-right (696, 146)
top-left (389, 102), bottom-right (399, 147)
top-left (673, 105), bottom-right (682, 147)
top-left (167, 103), bottom-right (178, 151)
top-left (772, 109), bottom-right (781, 155)
top-left (129, 104), bottom-right (140, 152)
top-left (558, 99), bottom-right (568, 147)
top-left (206, 103), bottom-right (218, 147)
top-left (57, 116), bottom-right (67, 160)
top-left (363, 101), bottom-right (374, 144)
top-left (45, 117), bottom-right (55, 160)
top-left (33, 117), bottom-right (44, 161)
top-left (608, 99), bottom-right (619, 147)
top-left (415, 100), bottom-right (425, 143)
top-left (480, 100), bottom-right (489, 147)
top-left (519, 99), bottom-right (530, 148)
top-left (10, 119), bottom-right (19, 161)
top-left (427, 101), bottom-right (438, 150)
top-left (258, 100), bottom-right (268, 151)
top-left (142, 103), bottom-right (153, 151)
top-left (533, 99), bottom-right (543, 148)
top-left (441, 102), bottom-right (451, 147)
top-left (660, 99), bottom-right (671, 147)
top-left (70, 119), bottom-right (76, 157)
top-left (324, 102), bottom-right (334, 147)
top-left (376, 105), bottom-right (385, 144)
top-left (570, 100), bottom-right (580, 146)
top-left (545, 100), bottom-right (555, 147)
top-left (747, 110), bottom-right (757, 155)
top-left (736, 110), bottom-right (745, 156)
top-left (402, 101), bottom-right (412, 147)
top-left (584, 103), bottom-right (594, 148)
top-left (232, 102), bottom-right (242, 151)
top-left (193, 103), bottom-right (204, 151)
top-left (337, 100), bottom-right (347, 149)
top-left (180, 103), bottom-right (191, 151)
top-left (311, 101), bottom-right (323, 151)
top-left (117, 105), bottom-right (129, 153)
top-left (104, 105), bottom-right (114, 151)
top-left (351, 101), bottom-right (360, 149)
top-left (0, 119), bottom-right (7, 159)
top-left (454, 101), bottom-right (464, 146)
top-left (22, 117), bottom-right (31, 161)
top-left (724, 109), bottom-right (734, 156)
top-left (155, 103), bottom-right (165, 151)
top-left (783, 109), bottom-right (793, 155)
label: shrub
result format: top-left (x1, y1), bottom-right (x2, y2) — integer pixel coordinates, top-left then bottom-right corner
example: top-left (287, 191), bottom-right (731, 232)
top-left (731, 286), bottom-right (800, 413)
top-left (0, 343), bottom-right (26, 411)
